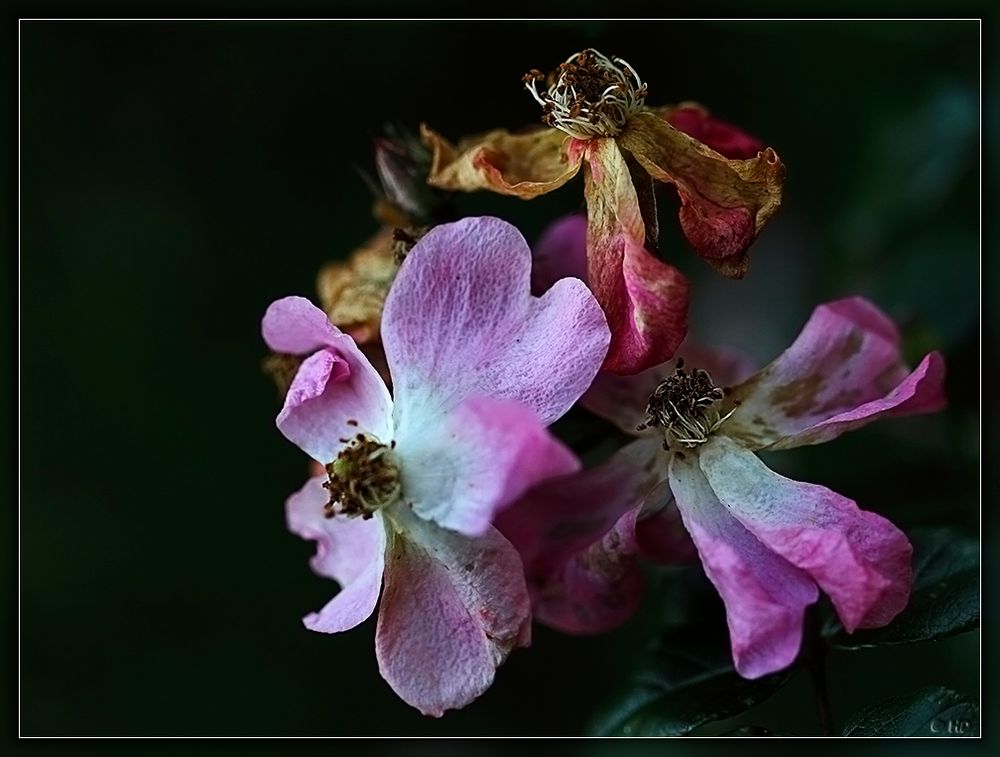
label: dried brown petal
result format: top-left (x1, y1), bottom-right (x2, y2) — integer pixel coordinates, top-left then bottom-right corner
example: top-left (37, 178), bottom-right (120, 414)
top-left (618, 111), bottom-right (785, 279)
top-left (584, 138), bottom-right (689, 374)
top-left (316, 227), bottom-right (400, 345)
top-left (421, 123), bottom-right (583, 200)
top-left (649, 102), bottom-right (766, 160)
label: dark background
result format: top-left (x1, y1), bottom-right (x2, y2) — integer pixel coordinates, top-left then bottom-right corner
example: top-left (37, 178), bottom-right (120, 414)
top-left (20, 20), bottom-right (979, 736)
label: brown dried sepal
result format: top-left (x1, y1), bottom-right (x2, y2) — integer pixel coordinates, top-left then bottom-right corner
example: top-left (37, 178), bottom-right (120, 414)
top-left (316, 227), bottom-right (400, 345)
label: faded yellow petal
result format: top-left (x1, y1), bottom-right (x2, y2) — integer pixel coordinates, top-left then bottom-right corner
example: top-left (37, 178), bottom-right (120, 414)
top-left (316, 227), bottom-right (400, 345)
top-left (618, 111), bottom-right (785, 278)
top-left (646, 103), bottom-right (768, 162)
top-left (421, 123), bottom-right (583, 200)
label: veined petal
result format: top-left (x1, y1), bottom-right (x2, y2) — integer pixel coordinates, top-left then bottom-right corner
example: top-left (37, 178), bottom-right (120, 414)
top-left (265, 296), bottom-right (393, 461)
top-left (262, 295), bottom-right (342, 355)
top-left (498, 436), bottom-right (662, 576)
top-left (533, 507), bottom-right (644, 635)
top-left (585, 138), bottom-right (689, 374)
top-left (531, 213), bottom-right (588, 295)
top-left (725, 297), bottom-right (947, 451)
top-left (654, 103), bottom-right (766, 160)
top-left (375, 511), bottom-right (531, 717)
top-left (286, 476), bottom-right (387, 633)
top-left (669, 452), bottom-right (818, 679)
top-left (496, 436), bottom-right (665, 633)
top-left (618, 110), bottom-right (784, 278)
top-left (382, 216), bottom-right (609, 426)
top-left (583, 338), bottom-right (756, 435)
top-left (421, 124), bottom-right (583, 199)
top-left (396, 395), bottom-right (579, 537)
top-left (278, 345), bottom-right (394, 463)
top-left (699, 436), bottom-right (913, 633)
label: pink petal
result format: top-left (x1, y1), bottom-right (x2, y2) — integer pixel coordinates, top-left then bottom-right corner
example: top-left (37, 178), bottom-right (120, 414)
top-left (277, 348), bottom-right (393, 463)
top-left (262, 295), bottom-right (342, 355)
top-left (495, 437), bottom-right (665, 634)
top-left (396, 395), bottom-right (579, 537)
top-left (669, 452), bottom-right (818, 679)
top-left (375, 510), bottom-right (531, 717)
top-left (726, 297), bottom-right (946, 451)
top-left (583, 339), bottom-right (756, 435)
top-left (617, 111), bottom-right (784, 279)
top-left (634, 480), bottom-right (698, 565)
top-left (533, 507), bottom-right (644, 635)
top-left (381, 216), bottom-right (609, 426)
top-left (584, 139), bottom-right (690, 375)
top-left (700, 436), bottom-right (913, 632)
top-left (664, 105), bottom-right (766, 160)
top-left (497, 437), bottom-right (660, 574)
top-left (285, 476), bottom-right (387, 633)
top-left (531, 213), bottom-right (588, 295)
top-left (270, 299), bottom-right (393, 463)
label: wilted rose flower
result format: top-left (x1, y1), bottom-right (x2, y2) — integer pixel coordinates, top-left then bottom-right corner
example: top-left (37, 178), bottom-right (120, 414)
top-left (580, 296), bottom-right (945, 677)
top-left (422, 49), bottom-right (785, 374)
top-left (262, 217), bottom-right (610, 715)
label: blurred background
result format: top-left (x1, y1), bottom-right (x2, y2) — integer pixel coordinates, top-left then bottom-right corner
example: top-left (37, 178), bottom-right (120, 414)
top-left (20, 20), bottom-right (979, 736)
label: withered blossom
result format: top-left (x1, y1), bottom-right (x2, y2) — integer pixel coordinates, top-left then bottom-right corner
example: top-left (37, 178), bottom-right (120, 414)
top-left (422, 49), bottom-right (785, 374)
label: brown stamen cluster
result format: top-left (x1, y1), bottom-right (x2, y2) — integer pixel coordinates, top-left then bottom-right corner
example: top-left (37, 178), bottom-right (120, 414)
top-left (638, 359), bottom-right (735, 449)
top-left (323, 432), bottom-right (401, 519)
top-left (523, 48), bottom-right (648, 139)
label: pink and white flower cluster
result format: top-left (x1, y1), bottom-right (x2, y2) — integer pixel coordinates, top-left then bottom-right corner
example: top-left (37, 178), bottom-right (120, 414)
top-left (260, 49), bottom-right (947, 717)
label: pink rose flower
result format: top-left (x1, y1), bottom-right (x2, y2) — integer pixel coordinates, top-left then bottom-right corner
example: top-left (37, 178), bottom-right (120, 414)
top-left (262, 217), bottom-right (610, 715)
top-left (581, 296), bottom-right (946, 678)
top-left (497, 339), bottom-right (752, 635)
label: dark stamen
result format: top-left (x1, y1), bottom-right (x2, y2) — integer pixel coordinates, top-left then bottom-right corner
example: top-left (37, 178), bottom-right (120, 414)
top-left (638, 360), bottom-right (732, 449)
top-left (323, 433), bottom-right (401, 518)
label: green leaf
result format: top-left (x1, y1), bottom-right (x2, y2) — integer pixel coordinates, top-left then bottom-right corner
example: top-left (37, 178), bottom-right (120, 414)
top-left (826, 527), bottom-right (979, 649)
top-left (842, 686), bottom-right (979, 736)
top-left (586, 624), bottom-right (792, 736)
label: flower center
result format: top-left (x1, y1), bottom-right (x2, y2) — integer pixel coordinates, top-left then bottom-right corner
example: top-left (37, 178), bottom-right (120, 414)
top-left (323, 433), bottom-right (401, 519)
top-left (638, 359), bottom-right (736, 449)
top-left (523, 48), bottom-right (648, 140)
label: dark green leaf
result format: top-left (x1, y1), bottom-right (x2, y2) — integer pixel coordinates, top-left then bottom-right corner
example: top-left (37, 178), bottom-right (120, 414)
top-left (826, 527), bottom-right (979, 649)
top-left (842, 686), bottom-right (979, 736)
top-left (587, 624), bottom-right (792, 736)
